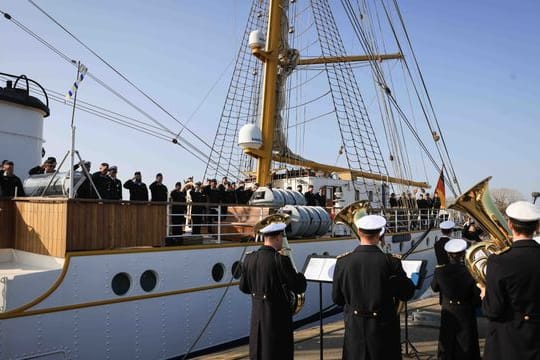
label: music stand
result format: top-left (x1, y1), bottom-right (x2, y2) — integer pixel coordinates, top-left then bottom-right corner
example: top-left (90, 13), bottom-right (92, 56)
top-left (400, 259), bottom-right (426, 359)
top-left (302, 255), bottom-right (337, 360)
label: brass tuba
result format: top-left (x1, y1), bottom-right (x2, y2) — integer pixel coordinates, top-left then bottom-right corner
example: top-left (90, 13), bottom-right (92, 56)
top-left (254, 213), bottom-right (305, 314)
top-left (449, 176), bottom-right (512, 286)
top-left (333, 200), bottom-right (371, 235)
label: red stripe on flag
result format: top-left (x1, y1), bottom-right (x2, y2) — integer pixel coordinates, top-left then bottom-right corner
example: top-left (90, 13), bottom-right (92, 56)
top-left (435, 168), bottom-right (446, 208)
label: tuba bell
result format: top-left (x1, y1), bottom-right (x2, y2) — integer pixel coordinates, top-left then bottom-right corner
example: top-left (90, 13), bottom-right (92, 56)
top-left (253, 213), bottom-right (305, 315)
top-left (449, 176), bottom-right (512, 287)
top-left (333, 200), bottom-right (371, 235)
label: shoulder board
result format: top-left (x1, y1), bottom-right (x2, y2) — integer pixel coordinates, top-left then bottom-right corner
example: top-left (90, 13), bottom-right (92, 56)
top-left (337, 251), bottom-right (351, 259)
top-left (435, 264), bottom-right (446, 268)
top-left (245, 250), bottom-right (255, 256)
top-left (390, 253), bottom-right (402, 260)
top-left (497, 247), bottom-right (511, 255)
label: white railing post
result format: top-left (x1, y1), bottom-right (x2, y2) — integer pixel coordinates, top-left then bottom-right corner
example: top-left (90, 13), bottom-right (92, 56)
top-left (217, 205), bottom-right (222, 243)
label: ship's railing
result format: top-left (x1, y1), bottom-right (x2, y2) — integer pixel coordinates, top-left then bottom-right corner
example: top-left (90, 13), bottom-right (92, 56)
top-left (165, 202), bottom-right (275, 244)
top-left (165, 202), bottom-right (466, 244)
top-left (371, 207), bottom-right (465, 233)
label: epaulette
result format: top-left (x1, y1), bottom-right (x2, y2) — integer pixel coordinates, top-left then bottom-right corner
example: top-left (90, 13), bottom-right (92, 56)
top-left (245, 250), bottom-right (255, 256)
top-left (337, 251), bottom-right (351, 259)
top-left (435, 264), bottom-right (446, 268)
top-left (390, 253), bottom-right (402, 260)
top-left (496, 247), bottom-right (511, 255)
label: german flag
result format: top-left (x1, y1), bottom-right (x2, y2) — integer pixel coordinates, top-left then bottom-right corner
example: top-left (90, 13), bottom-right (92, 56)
top-left (435, 167), bottom-right (446, 208)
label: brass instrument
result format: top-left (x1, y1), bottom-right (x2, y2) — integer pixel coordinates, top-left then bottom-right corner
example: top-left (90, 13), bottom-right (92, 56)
top-left (254, 213), bottom-right (305, 314)
top-left (333, 200), bottom-right (371, 236)
top-left (449, 176), bottom-right (512, 286)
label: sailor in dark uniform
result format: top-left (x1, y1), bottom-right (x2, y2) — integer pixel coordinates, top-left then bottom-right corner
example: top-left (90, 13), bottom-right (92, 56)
top-left (332, 214), bottom-right (415, 360)
top-left (108, 166), bottom-right (122, 200)
top-left (434, 220), bottom-right (455, 265)
top-left (123, 171), bottom-right (148, 201)
top-left (480, 201), bottom-right (540, 360)
top-left (239, 222), bottom-right (307, 360)
top-left (0, 161), bottom-right (25, 197)
top-left (431, 238), bottom-right (481, 360)
top-left (149, 173), bottom-right (168, 202)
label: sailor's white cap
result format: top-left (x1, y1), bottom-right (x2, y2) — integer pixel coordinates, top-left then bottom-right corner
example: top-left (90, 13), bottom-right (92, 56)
top-left (505, 201), bottom-right (540, 222)
top-left (355, 215), bottom-right (386, 231)
top-left (440, 220), bottom-right (455, 230)
top-left (260, 222), bottom-right (287, 235)
top-left (444, 238), bottom-right (467, 253)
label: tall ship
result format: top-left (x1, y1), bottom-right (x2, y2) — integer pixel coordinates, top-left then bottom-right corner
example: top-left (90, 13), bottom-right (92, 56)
top-left (0, 0), bottom-right (461, 358)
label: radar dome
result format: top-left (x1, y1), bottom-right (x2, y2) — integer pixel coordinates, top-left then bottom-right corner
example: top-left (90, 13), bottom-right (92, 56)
top-left (248, 30), bottom-right (265, 50)
top-left (238, 123), bottom-right (263, 150)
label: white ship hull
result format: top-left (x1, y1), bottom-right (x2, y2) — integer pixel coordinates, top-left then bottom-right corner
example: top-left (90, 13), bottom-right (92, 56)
top-left (0, 231), bottom-right (438, 359)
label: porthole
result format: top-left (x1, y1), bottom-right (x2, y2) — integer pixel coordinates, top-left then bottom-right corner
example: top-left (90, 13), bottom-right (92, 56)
top-left (212, 263), bottom-right (226, 282)
top-left (140, 270), bottom-right (158, 292)
top-left (112, 272), bottom-right (131, 296)
top-left (232, 261), bottom-right (243, 279)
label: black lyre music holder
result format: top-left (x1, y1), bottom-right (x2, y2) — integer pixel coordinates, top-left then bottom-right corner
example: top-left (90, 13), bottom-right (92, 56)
top-left (301, 254), bottom-right (337, 360)
top-left (400, 259), bottom-right (427, 360)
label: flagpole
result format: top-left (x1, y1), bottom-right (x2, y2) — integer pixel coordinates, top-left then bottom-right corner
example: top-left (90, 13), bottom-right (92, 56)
top-left (68, 60), bottom-right (81, 199)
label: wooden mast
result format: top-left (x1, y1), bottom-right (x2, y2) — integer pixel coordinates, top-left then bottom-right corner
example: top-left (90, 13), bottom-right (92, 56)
top-left (252, 0), bottom-right (282, 186)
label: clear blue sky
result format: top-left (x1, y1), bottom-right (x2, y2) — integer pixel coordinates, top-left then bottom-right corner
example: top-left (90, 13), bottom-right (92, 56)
top-left (1, 0), bottom-right (539, 199)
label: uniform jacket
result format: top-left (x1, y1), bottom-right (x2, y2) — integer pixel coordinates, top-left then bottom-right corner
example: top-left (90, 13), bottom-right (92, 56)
top-left (92, 171), bottom-right (113, 199)
top-left (482, 240), bottom-right (540, 360)
top-left (0, 173), bottom-right (25, 197)
top-left (434, 236), bottom-right (451, 265)
top-left (123, 179), bottom-right (148, 201)
top-left (431, 263), bottom-right (481, 360)
top-left (239, 246), bottom-right (307, 360)
top-left (332, 245), bottom-right (415, 360)
top-left (109, 178), bottom-right (122, 200)
top-left (149, 181), bottom-right (168, 202)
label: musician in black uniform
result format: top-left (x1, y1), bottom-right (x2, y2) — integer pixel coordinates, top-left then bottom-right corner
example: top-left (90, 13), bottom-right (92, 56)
top-left (431, 238), bottom-right (481, 360)
top-left (434, 220), bottom-right (455, 265)
top-left (332, 214), bottom-right (415, 360)
top-left (480, 201), bottom-right (540, 360)
top-left (239, 222), bottom-right (307, 360)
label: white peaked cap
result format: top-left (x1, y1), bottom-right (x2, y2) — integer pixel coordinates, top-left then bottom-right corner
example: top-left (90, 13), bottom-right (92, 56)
top-left (440, 220), bottom-right (455, 230)
top-left (444, 238), bottom-right (467, 253)
top-left (355, 215), bottom-right (386, 231)
top-left (505, 201), bottom-right (540, 222)
top-left (260, 222), bottom-right (287, 234)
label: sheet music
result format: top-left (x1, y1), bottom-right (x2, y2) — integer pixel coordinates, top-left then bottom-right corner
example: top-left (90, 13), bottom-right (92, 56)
top-left (303, 256), bottom-right (336, 282)
top-left (401, 260), bottom-right (424, 287)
